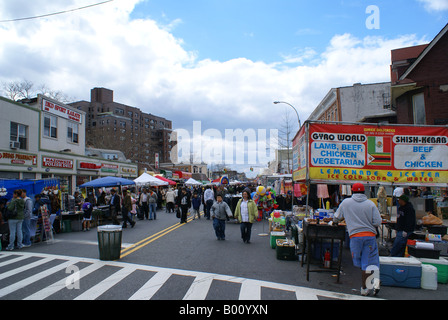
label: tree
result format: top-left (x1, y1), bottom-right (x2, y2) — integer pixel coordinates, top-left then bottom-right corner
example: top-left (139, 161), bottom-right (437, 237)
top-left (1, 79), bottom-right (74, 103)
top-left (275, 109), bottom-right (299, 174)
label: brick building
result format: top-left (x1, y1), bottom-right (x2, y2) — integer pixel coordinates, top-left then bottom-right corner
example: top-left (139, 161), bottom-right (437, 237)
top-left (307, 82), bottom-right (394, 124)
top-left (70, 88), bottom-right (173, 173)
top-left (391, 23), bottom-right (448, 125)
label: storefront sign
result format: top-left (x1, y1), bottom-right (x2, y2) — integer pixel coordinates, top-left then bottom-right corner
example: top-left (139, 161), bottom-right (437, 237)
top-left (0, 151), bottom-right (37, 166)
top-left (79, 162), bottom-right (101, 170)
top-left (42, 99), bottom-right (82, 124)
top-left (121, 166), bottom-right (137, 175)
top-left (294, 122), bottom-right (448, 184)
top-left (42, 157), bottom-right (74, 169)
top-left (101, 163), bottom-right (119, 173)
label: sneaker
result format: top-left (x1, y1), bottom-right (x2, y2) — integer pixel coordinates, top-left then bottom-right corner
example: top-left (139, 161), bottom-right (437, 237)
top-left (372, 278), bottom-right (380, 296)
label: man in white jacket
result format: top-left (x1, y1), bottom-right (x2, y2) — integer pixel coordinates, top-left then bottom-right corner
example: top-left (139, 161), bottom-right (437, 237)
top-left (333, 183), bottom-right (382, 297)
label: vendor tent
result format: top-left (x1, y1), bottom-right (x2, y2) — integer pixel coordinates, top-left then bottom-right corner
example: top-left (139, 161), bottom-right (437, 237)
top-left (134, 172), bottom-right (168, 186)
top-left (185, 178), bottom-right (202, 186)
top-left (80, 176), bottom-right (136, 188)
top-left (156, 175), bottom-right (177, 186)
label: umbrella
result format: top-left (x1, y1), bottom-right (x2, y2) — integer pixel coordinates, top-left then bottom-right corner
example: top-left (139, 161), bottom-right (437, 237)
top-left (156, 176), bottom-right (177, 186)
top-left (134, 172), bottom-right (168, 186)
top-left (79, 176), bottom-right (135, 188)
top-left (185, 178), bottom-right (202, 186)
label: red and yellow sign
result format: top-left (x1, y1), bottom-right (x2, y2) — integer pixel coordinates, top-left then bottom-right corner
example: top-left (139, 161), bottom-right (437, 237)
top-left (293, 122), bottom-right (448, 185)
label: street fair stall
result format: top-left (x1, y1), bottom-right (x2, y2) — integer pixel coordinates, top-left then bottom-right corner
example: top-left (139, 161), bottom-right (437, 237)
top-left (74, 176), bottom-right (136, 229)
top-left (288, 120), bottom-right (448, 285)
top-left (0, 179), bottom-right (61, 245)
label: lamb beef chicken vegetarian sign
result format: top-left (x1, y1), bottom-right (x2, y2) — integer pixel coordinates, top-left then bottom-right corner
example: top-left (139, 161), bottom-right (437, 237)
top-left (293, 122), bottom-right (448, 185)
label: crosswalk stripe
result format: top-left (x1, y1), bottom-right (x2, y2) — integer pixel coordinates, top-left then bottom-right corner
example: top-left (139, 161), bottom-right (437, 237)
top-left (73, 266), bottom-right (138, 300)
top-left (0, 257), bottom-right (55, 281)
top-left (0, 252), bottom-right (378, 300)
top-left (0, 254), bottom-right (33, 267)
top-left (238, 279), bottom-right (261, 300)
top-left (183, 274), bottom-right (215, 300)
top-left (23, 262), bottom-right (105, 300)
top-left (0, 259), bottom-right (77, 299)
top-left (128, 271), bottom-right (172, 300)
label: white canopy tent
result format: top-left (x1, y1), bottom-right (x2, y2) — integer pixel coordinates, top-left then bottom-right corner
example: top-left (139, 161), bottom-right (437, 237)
top-left (185, 178), bottom-right (202, 186)
top-left (134, 172), bottom-right (168, 186)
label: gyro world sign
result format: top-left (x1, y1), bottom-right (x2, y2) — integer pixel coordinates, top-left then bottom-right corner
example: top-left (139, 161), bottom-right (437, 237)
top-left (293, 122), bottom-right (448, 185)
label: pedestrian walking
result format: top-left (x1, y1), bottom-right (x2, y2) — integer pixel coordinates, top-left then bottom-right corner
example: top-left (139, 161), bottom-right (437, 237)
top-left (191, 191), bottom-right (201, 220)
top-left (122, 190), bottom-right (136, 228)
top-left (81, 202), bottom-right (93, 231)
top-left (148, 188), bottom-right (158, 220)
top-left (139, 188), bottom-right (149, 220)
top-left (109, 189), bottom-right (121, 225)
top-left (178, 188), bottom-right (191, 224)
top-left (234, 190), bottom-right (258, 243)
top-left (390, 194), bottom-right (416, 257)
top-left (6, 189), bottom-right (25, 251)
top-left (21, 189), bottom-right (33, 247)
top-left (333, 183), bottom-right (382, 296)
top-left (211, 193), bottom-right (232, 241)
top-left (165, 188), bottom-right (175, 213)
top-left (204, 186), bottom-right (214, 220)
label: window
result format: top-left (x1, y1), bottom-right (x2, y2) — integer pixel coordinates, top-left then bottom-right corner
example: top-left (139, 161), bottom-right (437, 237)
top-left (413, 93), bottom-right (426, 125)
top-left (44, 115), bottom-right (57, 138)
top-left (67, 122), bottom-right (79, 143)
top-left (10, 122), bottom-right (27, 150)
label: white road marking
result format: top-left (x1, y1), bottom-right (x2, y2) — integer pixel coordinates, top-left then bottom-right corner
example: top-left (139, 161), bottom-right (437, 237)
top-left (0, 252), bottom-right (378, 300)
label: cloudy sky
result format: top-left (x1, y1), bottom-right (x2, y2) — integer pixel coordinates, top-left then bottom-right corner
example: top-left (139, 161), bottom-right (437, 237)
top-left (0, 0), bottom-right (447, 177)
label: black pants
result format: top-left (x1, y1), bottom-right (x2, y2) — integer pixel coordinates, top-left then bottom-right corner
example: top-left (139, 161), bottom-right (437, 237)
top-left (240, 222), bottom-right (253, 242)
top-left (180, 205), bottom-right (188, 223)
top-left (166, 202), bottom-right (174, 213)
top-left (205, 200), bottom-right (214, 219)
top-left (141, 202), bottom-right (149, 219)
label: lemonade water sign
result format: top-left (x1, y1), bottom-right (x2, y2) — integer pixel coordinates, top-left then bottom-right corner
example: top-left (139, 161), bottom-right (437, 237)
top-left (292, 121), bottom-right (448, 185)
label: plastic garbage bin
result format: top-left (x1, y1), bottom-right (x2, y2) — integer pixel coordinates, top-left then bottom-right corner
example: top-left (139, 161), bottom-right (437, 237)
top-left (97, 225), bottom-right (122, 261)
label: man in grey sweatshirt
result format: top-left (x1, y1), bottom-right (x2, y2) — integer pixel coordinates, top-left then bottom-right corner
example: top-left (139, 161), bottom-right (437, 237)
top-left (333, 183), bottom-right (382, 297)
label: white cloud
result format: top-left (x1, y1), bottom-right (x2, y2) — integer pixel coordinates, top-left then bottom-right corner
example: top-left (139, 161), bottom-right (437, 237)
top-left (417, 0), bottom-right (448, 11)
top-left (0, 0), bottom-right (428, 172)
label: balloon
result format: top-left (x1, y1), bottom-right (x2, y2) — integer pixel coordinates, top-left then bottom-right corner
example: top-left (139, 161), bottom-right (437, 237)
top-left (256, 186), bottom-right (266, 196)
top-left (273, 211), bottom-right (281, 218)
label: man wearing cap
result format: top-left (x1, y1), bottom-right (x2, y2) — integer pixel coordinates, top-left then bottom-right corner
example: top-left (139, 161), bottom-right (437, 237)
top-left (390, 194), bottom-right (416, 257)
top-left (333, 183), bottom-right (382, 296)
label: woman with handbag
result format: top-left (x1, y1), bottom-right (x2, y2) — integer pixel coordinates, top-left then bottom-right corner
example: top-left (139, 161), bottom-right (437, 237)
top-left (6, 189), bottom-right (25, 251)
top-left (234, 190), bottom-right (258, 243)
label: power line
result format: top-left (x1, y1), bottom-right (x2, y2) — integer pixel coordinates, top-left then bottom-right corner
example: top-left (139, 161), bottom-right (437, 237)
top-left (0, 0), bottom-right (115, 23)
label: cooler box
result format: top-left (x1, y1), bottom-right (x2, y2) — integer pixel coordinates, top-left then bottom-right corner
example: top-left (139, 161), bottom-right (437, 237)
top-left (421, 264), bottom-right (438, 290)
top-left (380, 257), bottom-right (422, 288)
top-left (270, 231), bottom-right (286, 249)
top-left (276, 239), bottom-right (297, 261)
top-left (417, 257), bottom-right (448, 284)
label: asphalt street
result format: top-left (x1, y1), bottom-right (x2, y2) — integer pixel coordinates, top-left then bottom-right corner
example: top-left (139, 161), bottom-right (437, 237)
top-left (1, 207), bottom-right (447, 301)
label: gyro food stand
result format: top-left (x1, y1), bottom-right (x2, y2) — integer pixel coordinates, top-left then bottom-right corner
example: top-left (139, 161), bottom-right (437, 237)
top-left (292, 121), bottom-right (448, 283)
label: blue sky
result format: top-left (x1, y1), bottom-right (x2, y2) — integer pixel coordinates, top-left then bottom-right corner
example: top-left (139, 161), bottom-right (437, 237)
top-left (0, 0), bottom-right (447, 176)
top-left (130, 0), bottom-right (448, 64)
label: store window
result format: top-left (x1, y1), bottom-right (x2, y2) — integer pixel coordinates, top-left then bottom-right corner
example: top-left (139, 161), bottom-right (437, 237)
top-left (413, 93), bottom-right (426, 125)
top-left (67, 122), bottom-right (79, 143)
top-left (44, 115), bottom-right (58, 138)
top-left (10, 122), bottom-right (28, 150)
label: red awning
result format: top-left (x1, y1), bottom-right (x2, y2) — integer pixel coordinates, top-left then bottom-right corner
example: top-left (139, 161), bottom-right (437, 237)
top-left (156, 176), bottom-right (177, 186)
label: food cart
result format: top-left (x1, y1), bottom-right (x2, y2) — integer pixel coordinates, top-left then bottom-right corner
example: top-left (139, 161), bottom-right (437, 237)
top-left (292, 120), bottom-right (448, 282)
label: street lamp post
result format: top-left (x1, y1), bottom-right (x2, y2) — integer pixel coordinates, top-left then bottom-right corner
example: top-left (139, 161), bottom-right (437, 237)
top-left (273, 101), bottom-right (301, 214)
top-left (273, 101), bottom-right (301, 128)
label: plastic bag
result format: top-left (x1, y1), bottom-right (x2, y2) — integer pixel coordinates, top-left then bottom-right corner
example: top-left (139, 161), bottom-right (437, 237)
top-left (422, 213), bottom-right (443, 225)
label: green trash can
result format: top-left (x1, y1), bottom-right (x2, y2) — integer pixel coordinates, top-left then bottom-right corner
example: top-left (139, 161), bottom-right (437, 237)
top-left (97, 225), bottom-right (122, 261)
top-left (62, 220), bottom-right (72, 233)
